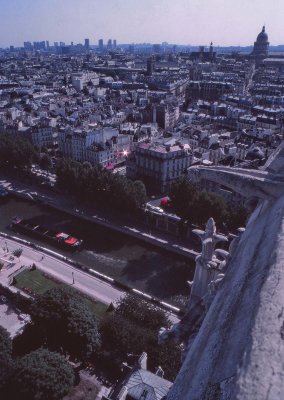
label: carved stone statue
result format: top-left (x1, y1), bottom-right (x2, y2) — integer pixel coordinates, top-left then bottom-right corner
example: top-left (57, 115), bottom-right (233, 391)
top-left (159, 218), bottom-right (230, 349)
top-left (190, 218), bottom-right (227, 302)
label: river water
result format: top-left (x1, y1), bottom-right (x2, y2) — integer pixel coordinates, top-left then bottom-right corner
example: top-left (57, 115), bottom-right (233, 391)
top-left (0, 195), bottom-right (195, 306)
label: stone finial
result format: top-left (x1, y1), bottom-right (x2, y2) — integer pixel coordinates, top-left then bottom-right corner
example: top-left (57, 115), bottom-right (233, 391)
top-left (193, 218), bottom-right (227, 263)
top-left (159, 218), bottom-right (230, 351)
top-left (137, 352), bottom-right (147, 370)
top-left (205, 217), bottom-right (215, 236)
top-left (155, 366), bottom-right (164, 377)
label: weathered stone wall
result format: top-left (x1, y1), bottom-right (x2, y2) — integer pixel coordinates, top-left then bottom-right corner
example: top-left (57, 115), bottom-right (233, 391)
top-left (167, 143), bottom-right (284, 400)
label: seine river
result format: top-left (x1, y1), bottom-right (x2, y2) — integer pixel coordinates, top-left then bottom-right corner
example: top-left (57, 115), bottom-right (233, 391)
top-left (0, 195), bottom-right (194, 305)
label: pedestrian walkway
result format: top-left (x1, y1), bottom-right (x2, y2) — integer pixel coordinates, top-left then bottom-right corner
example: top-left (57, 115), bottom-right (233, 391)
top-left (0, 235), bottom-right (124, 305)
top-left (0, 235), bottom-right (180, 324)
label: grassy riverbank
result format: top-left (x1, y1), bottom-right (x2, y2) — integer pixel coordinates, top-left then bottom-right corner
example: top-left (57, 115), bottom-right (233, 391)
top-left (14, 268), bottom-right (108, 320)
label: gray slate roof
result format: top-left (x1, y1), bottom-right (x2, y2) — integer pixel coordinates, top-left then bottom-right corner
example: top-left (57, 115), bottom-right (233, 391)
top-left (125, 369), bottom-right (172, 400)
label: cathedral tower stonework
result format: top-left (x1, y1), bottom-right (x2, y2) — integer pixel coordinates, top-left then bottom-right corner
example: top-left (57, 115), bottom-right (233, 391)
top-left (165, 143), bottom-right (284, 400)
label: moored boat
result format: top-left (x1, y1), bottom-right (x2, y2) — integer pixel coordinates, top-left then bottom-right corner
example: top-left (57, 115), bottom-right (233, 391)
top-left (11, 217), bottom-right (83, 250)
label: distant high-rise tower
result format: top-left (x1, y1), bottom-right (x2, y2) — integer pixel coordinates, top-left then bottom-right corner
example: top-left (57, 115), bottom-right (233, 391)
top-left (147, 57), bottom-right (155, 76)
top-left (24, 42), bottom-right (33, 50)
top-left (33, 41), bottom-right (46, 50)
top-left (153, 44), bottom-right (161, 53)
top-left (107, 39), bottom-right (112, 50)
top-left (251, 26), bottom-right (269, 65)
top-left (84, 38), bottom-right (90, 49)
top-left (98, 39), bottom-right (103, 51)
top-left (113, 39), bottom-right (117, 48)
top-left (209, 41), bottom-right (213, 56)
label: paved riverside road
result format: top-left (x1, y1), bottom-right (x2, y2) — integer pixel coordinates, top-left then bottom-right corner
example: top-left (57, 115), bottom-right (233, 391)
top-left (0, 236), bottom-right (125, 305)
top-left (0, 236), bottom-right (180, 324)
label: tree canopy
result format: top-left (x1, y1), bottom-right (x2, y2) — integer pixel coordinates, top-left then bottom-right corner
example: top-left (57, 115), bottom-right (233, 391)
top-left (115, 294), bottom-right (171, 331)
top-left (170, 177), bottom-right (248, 231)
top-left (0, 327), bottom-right (14, 390)
top-left (0, 135), bottom-right (38, 168)
top-left (56, 158), bottom-right (147, 213)
top-left (9, 348), bottom-right (74, 400)
top-left (99, 294), bottom-right (181, 381)
top-left (39, 154), bottom-right (52, 171)
top-left (169, 178), bottom-right (198, 220)
top-left (0, 326), bottom-right (12, 359)
top-left (30, 286), bottom-right (100, 360)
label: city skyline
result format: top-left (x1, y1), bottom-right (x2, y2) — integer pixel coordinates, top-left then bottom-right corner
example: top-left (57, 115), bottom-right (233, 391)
top-left (0, 0), bottom-right (284, 48)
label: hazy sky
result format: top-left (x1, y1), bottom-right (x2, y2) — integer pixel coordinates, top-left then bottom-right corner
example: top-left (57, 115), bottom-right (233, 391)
top-left (1, 0), bottom-right (283, 47)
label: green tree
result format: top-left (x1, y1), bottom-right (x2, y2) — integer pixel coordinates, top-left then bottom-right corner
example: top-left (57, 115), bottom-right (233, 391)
top-left (39, 154), bottom-right (52, 171)
top-left (170, 178), bottom-right (234, 229)
top-left (0, 326), bottom-right (12, 358)
top-left (0, 135), bottom-right (37, 169)
top-left (99, 295), bottom-right (181, 381)
top-left (226, 205), bottom-right (248, 231)
top-left (82, 161), bottom-right (92, 169)
top-left (56, 159), bottom-right (78, 192)
top-left (13, 324), bottom-right (45, 357)
top-left (115, 294), bottom-right (170, 330)
top-left (12, 248), bottom-right (23, 258)
top-left (193, 191), bottom-right (228, 227)
top-left (55, 158), bottom-right (148, 213)
top-left (9, 348), bottom-right (74, 400)
top-left (30, 287), bottom-right (100, 360)
top-left (0, 327), bottom-right (14, 391)
top-left (132, 180), bottom-right (147, 210)
top-left (170, 178), bottom-right (198, 220)
top-left (40, 146), bottom-right (48, 154)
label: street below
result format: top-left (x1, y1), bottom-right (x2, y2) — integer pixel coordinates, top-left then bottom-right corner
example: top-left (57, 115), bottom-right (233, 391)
top-left (0, 235), bottom-right (180, 323)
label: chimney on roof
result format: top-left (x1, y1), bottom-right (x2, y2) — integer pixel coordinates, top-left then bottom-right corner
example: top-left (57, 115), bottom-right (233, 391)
top-left (137, 352), bottom-right (147, 370)
top-left (155, 366), bottom-right (164, 378)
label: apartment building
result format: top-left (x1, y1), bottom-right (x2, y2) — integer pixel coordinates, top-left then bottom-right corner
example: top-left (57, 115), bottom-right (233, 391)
top-left (127, 141), bottom-right (192, 193)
